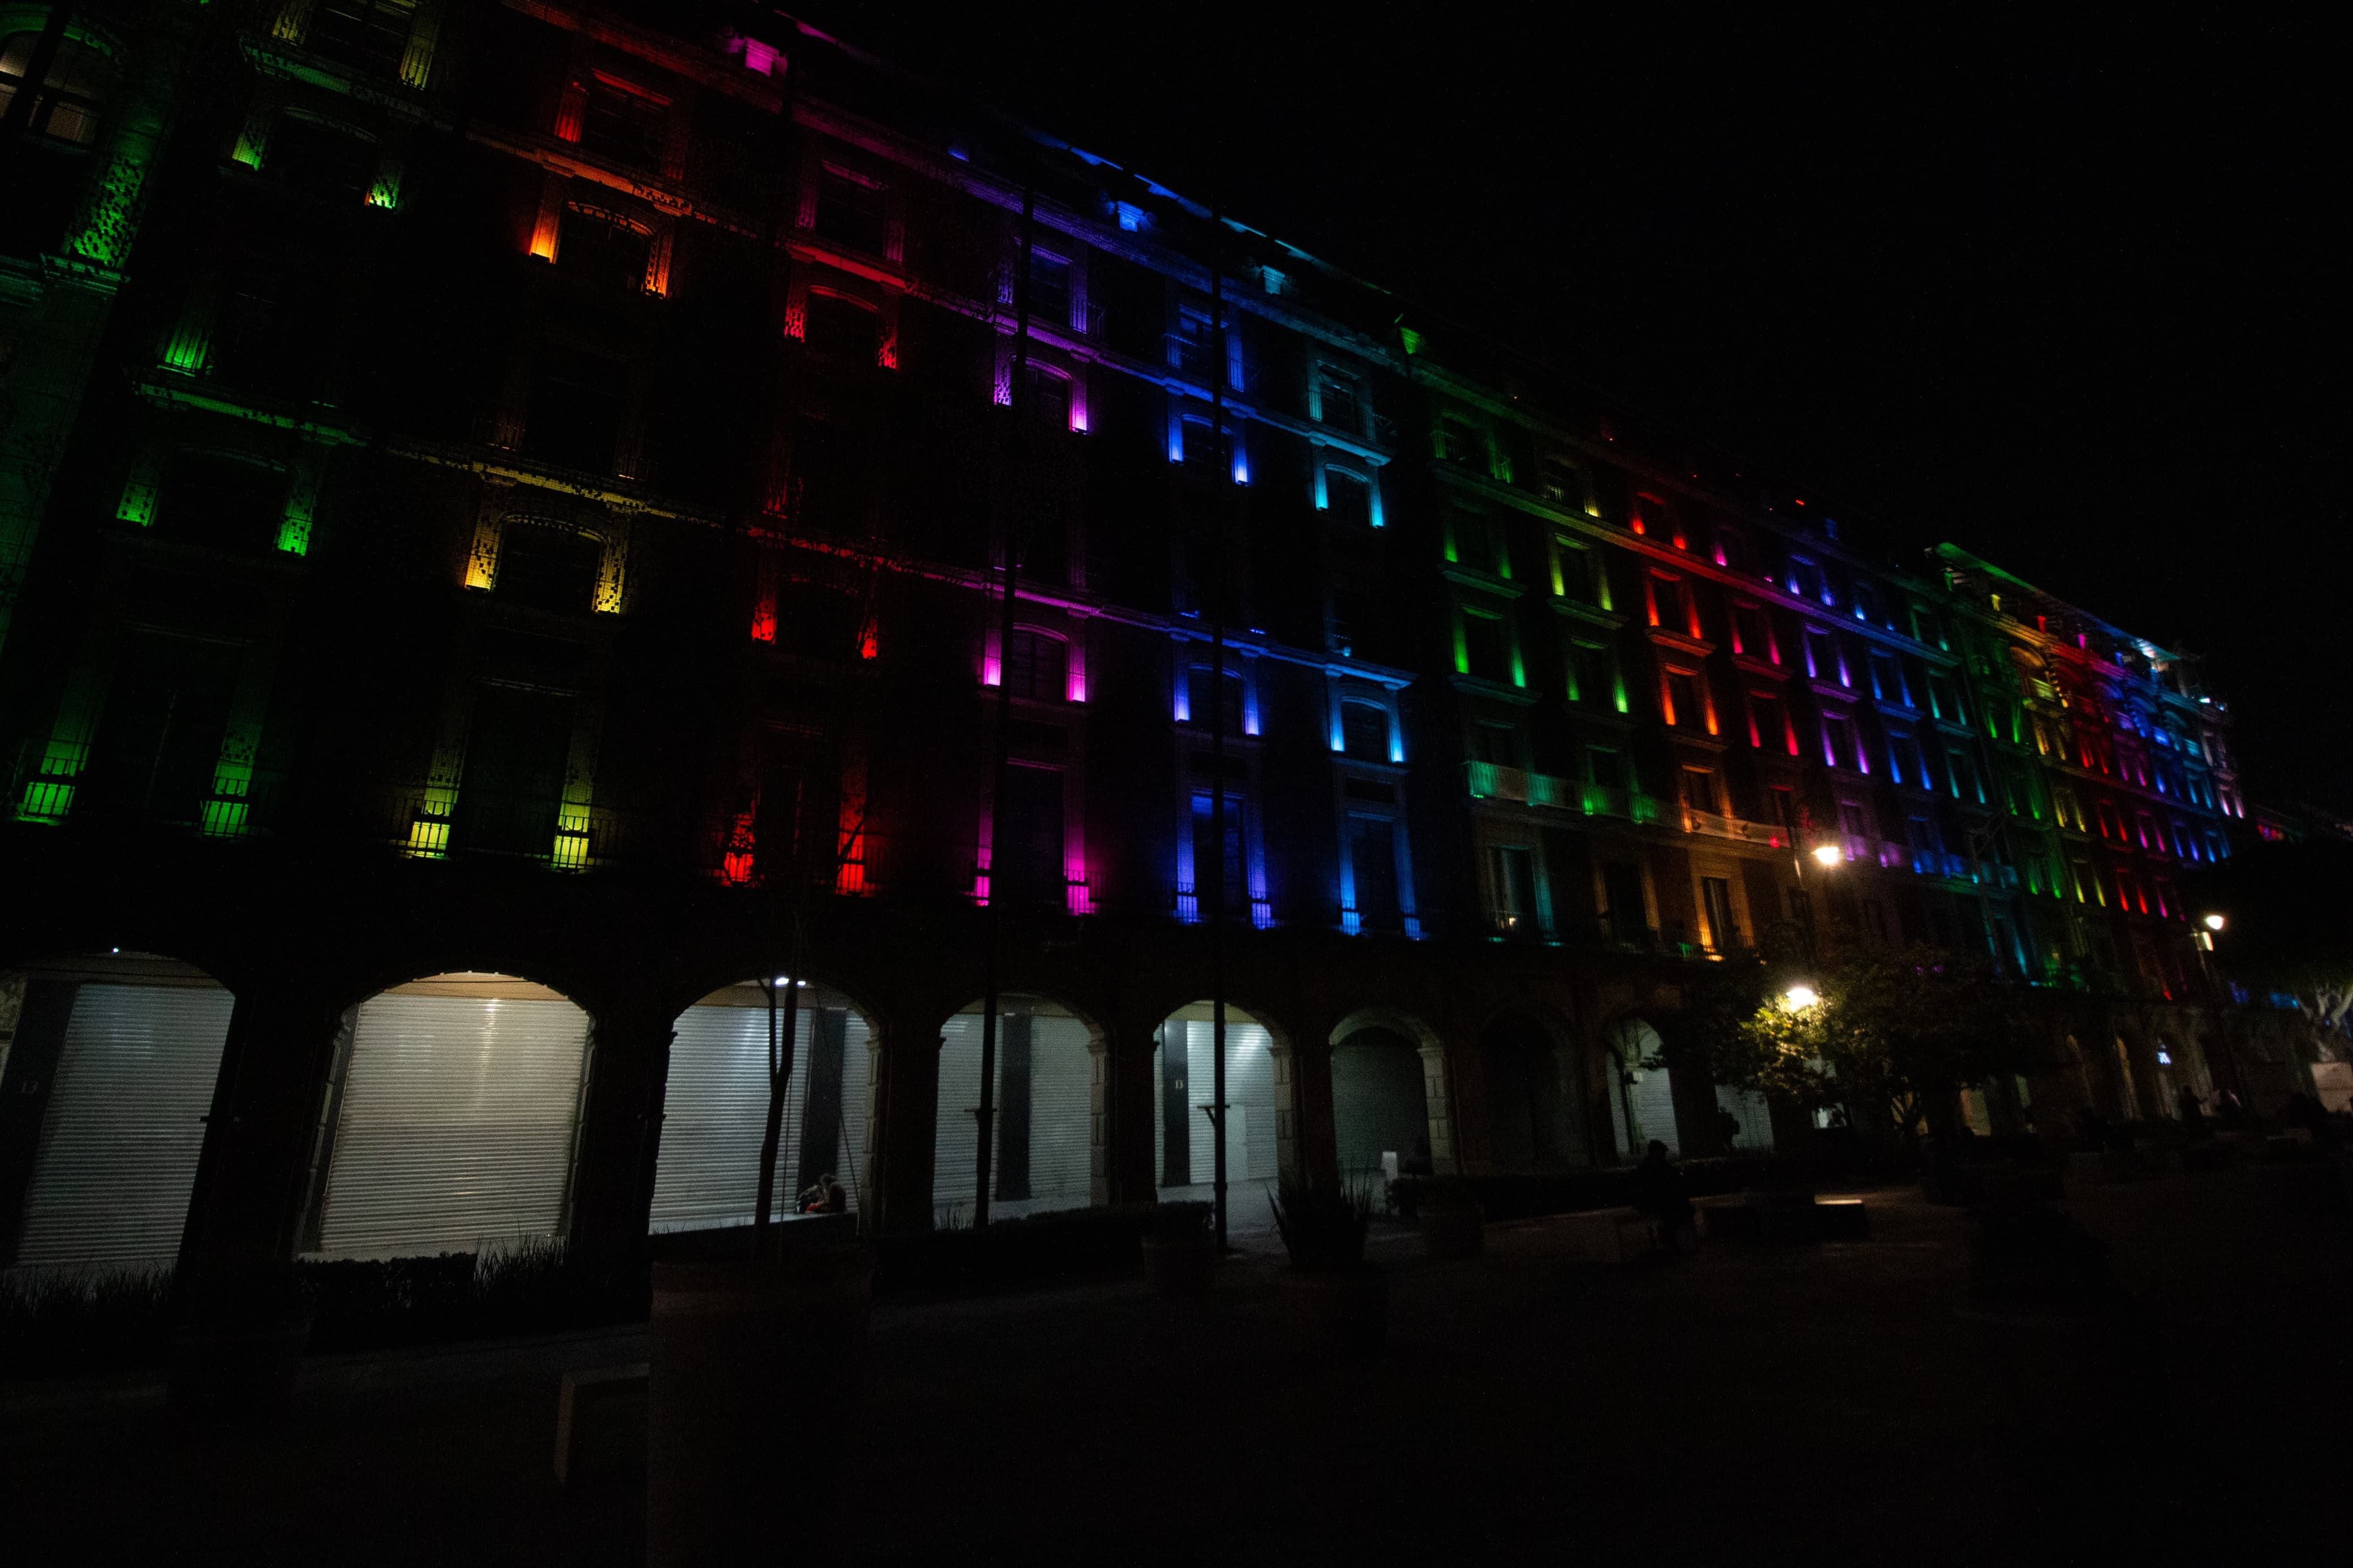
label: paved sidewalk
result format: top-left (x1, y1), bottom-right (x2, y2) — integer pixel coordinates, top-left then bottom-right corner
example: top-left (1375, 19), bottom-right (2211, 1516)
top-left (6, 1177), bottom-right (2347, 1563)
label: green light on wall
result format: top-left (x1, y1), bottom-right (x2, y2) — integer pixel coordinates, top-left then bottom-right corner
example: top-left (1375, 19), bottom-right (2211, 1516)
top-left (1399, 326), bottom-right (1423, 356)
top-left (275, 506), bottom-right (313, 556)
top-left (1612, 673), bottom-right (1629, 714)
top-left (1510, 645), bottom-right (1525, 687)
top-left (367, 159), bottom-right (403, 211)
top-left (1451, 619), bottom-right (1469, 676)
top-left (116, 454), bottom-right (162, 525)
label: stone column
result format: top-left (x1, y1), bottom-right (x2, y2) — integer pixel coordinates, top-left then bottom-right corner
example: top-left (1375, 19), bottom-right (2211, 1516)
top-left (868, 1014), bottom-right (941, 1235)
top-left (1419, 1042), bottom-right (1461, 1176)
top-left (566, 998), bottom-right (674, 1267)
top-left (179, 982), bottom-right (350, 1272)
top-left (1097, 1020), bottom-right (1156, 1205)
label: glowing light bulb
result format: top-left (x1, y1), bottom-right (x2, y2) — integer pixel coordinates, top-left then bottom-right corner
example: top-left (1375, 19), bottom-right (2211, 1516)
top-left (1783, 985), bottom-right (1820, 1010)
top-left (1812, 843), bottom-right (1844, 867)
top-left (2202, 914), bottom-right (2225, 932)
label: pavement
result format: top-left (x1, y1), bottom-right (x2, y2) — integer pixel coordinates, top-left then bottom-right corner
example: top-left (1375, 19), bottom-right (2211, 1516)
top-left (6, 1171), bottom-right (2350, 1565)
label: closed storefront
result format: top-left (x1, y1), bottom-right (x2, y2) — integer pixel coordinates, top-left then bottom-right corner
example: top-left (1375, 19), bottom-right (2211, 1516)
top-left (649, 981), bottom-right (872, 1230)
top-left (934, 1002), bottom-right (1094, 1225)
top-left (3, 955), bottom-right (234, 1271)
top-left (1330, 1027), bottom-right (1429, 1179)
top-left (305, 974), bottom-right (589, 1261)
top-left (1154, 1006), bottom-right (1279, 1227)
top-left (1606, 1019), bottom-right (1678, 1159)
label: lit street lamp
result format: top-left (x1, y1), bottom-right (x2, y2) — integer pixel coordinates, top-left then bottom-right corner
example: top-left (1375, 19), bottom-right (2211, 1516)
top-left (1811, 843), bottom-right (1844, 868)
top-left (1783, 984), bottom-right (1821, 1010)
top-left (2203, 914), bottom-right (2226, 932)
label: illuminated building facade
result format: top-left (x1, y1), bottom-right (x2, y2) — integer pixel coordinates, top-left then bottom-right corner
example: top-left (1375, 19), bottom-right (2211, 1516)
top-left (0, 1), bottom-right (2288, 1274)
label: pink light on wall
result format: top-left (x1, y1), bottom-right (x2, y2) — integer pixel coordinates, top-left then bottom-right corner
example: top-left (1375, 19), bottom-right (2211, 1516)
top-left (1066, 639), bottom-right (1088, 702)
top-left (1065, 847), bottom-right (1092, 916)
top-left (1068, 377), bottom-right (1089, 433)
top-left (972, 812), bottom-right (993, 906)
top-left (980, 626), bottom-right (1002, 687)
top-left (742, 37), bottom-right (781, 74)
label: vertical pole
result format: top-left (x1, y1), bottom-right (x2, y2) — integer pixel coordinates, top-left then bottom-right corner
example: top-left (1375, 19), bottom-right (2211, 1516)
top-left (1207, 228), bottom-right (1230, 1251)
top-left (975, 188), bottom-right (1038, 1229)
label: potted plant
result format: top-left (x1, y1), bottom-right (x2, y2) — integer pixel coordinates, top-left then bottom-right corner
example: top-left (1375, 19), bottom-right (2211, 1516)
top-left (1140, 1201), bottom-right (1214, 1296)
top-left (1268, 1175), bottom-right (1385, 1361)
top-left (168, 1257), bottom-right (312, 1416)
top-left (1416, 1176), bottom-right (1484, 1260)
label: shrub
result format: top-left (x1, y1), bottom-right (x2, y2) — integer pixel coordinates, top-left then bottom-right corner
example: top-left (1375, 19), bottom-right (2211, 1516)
top-left (1269, 1176), bottom-right (1371, 1271)
top-left (0, 1266), bottom-right (175, 1377)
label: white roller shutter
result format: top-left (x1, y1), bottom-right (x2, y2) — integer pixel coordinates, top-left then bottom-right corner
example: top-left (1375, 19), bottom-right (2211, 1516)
top-left (934, 1012), bottom-right (1096, 1221)
top-left (1024, 1016), bottom-right (1095, 1208)
top-left (312, 994), bottom-right (589, 1261)
top-left (1715, 1084), bottom-right (1774, 1151)
top-left (1630, 1065), bottom-right (1681, 1158)
top-left (649, 1003), bottom-right (869, 1231)
top-left (15, 984), bottom-right (234, 1270)
top-left (1154, 1018), bottom-right (1279, 1190)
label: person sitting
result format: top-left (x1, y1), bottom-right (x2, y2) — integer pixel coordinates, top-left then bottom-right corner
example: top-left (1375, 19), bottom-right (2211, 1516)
top-left (1631, 1140), bottom-right (1695, 1252)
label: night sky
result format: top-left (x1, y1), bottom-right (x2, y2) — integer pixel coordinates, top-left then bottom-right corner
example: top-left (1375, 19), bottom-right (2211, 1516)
top-left (800, 3), bottom-right (2347, 811)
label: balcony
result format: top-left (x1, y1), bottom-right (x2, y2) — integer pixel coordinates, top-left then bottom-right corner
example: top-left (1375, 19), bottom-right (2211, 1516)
top-left (1462, 761), bottom-right (1666, 826)
top-left (1678, 804), bottom-right (1785, 847)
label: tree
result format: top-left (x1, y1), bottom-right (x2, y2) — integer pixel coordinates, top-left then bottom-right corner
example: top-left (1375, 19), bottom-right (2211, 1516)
top-left (2189, 835), bottom-right (2353, 1053)
top-left (1697, 944), bottom-right (2053, 1143)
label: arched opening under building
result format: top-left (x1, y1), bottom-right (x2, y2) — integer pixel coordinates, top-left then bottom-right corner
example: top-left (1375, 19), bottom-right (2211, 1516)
top-left (303, 972), bottom-right (589, 1261)
top-left (1153, 1002), bottom-right (1279, 1232)
top-left (932, 997), bottom-right (1097, 1227)
top-left (2, 951), bottom-right (233, 1272)
top-left (1329, 1024), bottom-right (1429, 1183)
top-left (1479, 1013), bottom-right (1579, 1170)
top-left (649, 977), bottom-right (873, 1232)
top-left (1604, 1017), bottom-right (1677, 1161)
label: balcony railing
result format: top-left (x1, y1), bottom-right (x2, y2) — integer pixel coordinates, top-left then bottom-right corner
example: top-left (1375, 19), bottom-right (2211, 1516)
top-left (1466, 762), bottom-right (1767, 838)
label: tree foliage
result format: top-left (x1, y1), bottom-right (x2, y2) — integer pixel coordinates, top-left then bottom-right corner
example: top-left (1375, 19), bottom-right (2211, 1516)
top-left (1695, 944), bottom-right (2053, 1141)
top-left (2188, 837), bottom-right (2353, 1046)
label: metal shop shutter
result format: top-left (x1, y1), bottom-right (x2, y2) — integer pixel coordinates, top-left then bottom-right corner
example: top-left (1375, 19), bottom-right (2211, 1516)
top-left (1628, 1065), bottom-right (1682, 1158)
top-left (1153, 1019), bottom-right (1279, 1189)
top-left (1330, 1035), bottom-right (1429, 1179)
top-left (15, 984), bottom-right (235, 1270)
top-left (934, 1012), bottom-right (1097, 1222)
top-left (649, 1005), bottom-right (869, 1231)
top-left (312, 994), bottom-right (589, 1261)
top-left (1714, 1084), bottom-right (1774, 1152)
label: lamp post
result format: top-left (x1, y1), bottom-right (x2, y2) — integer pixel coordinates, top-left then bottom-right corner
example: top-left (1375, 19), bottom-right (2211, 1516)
top-left (1789, 840), bottom-right (1843, 963)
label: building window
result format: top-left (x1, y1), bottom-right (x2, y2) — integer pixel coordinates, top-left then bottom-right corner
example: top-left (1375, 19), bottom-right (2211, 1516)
top-left (1003, 628), bottom-right (1068, 703)
top-left (1446, 506), bottom-right (1504, 576)
top-left (266, 114), bottom-right (376, 200)
top-left (559, 206), bottom-right (650, 292)
top-left (1188, 790), bottom-right (1250, 919)
top-left (1700, 876), bottom-right (1739, 952)
top-left (1434, 413), bottom-right (1481, 467)
top-left (1839, 799), bottom-right (1878, 842)
top-left (1822, 713), bottom-right (1863, 772)
top-left (1347, 816), bottom-right (1403, 933)
top-left (993, 764), bottom-right (1067, 911)
top-left (0, 31), bottom-right (112, 145)
top-left (1648, 575), bottom-right (1690, 635)
top-left (498, 522), bottom-right (601, 614)
top-left (1679, 766), bottom-right (1720, 815)
top-left (1629, 492), bottom-right (1675, 542)
top-left (812, 169), bottom-right (887, 254)
top-left (1886, 730), bottom-right (1920, 787)
top-left (1747, 691), bottom-right (1790, 753)
top-left (1171, 305), bottom-right (1216, 377)
top-left (1182, 665), bottom-right (1247, 733)
top-left (1550, 538), bottom-right (1600, 604)
top-left (1340, 699), bottom-right (1390, 761)
top-left (1317, 367), bottom-right (1363, 433)
top-left (1787, 556), bottom-right (1825, 603)
top-left (308, 1), bottom-right (420, 75)
top-left (1730, 602), bottom-right (1773, 661)
top-left (1803, 627), bottom-right (1846, 686)
top-left (804, 293), bottom-right (881, 363)
top-left (524, 344), bottom-right (627, 473)
top-left (1539, 456), bottom-right (1587, 512)
top-left (152, 451), bottom-right (288, 555)
top-left (1027, 250), bottom-right (1072, 329)
top-left (1927, 673), bottom-right (1963, 722)
top-left (1868, 649), bottom-right (1910, 706)
top-left (1324, 467), bottom-right (1373, 529)
top-left (1457, 607), bottom-right (1516, 685)
top-left (1471, 720), bottom-right (1522, 768)
top-left (581, 73), bottom-right (669, 168)
top-left (1662, 669), bottom-right (1709, 731)
top-left (1946, 747), bottom-right (1985, 803)
top-left (1486, 844), bottom-right (1540, 936)
top-left (1568, 641), bottom-right (1620, 710)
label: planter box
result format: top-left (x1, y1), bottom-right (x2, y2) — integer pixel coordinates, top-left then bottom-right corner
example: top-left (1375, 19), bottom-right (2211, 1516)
top-left (1275, 1265), bottom-right (1387, 1361)
top-left (1557, 1207), bottom-right (1655, 1264)
top-left (555, 1362), bottom-right (648, 1486)
top-left (1141, 1234), bottom-right (1213, 1297)
top-left (168, 1316), bottom-right (309, 1416)
top-left (1419, 1204), bottom-right (1485, 1261)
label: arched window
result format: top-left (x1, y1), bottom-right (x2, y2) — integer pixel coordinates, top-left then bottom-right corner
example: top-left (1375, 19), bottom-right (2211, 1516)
top-left (1003, 627), bottom-right (1067, 703)
top-left (804, 291), bottom-right (880, 363)
top-left (267, 111), bottom-right (377, 200)
top-left (558, 204), bottom-right (651, 292)
top-left (0, 32), bottom-right (114, 146)
top-left (1340, 698), bottom-right (1389, 761)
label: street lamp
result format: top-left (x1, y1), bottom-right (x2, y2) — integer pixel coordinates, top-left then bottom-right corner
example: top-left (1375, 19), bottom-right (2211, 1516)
top-left (2202, 914), bottom-right (2226, 933)
top-left (1811, 843), bottom-right (1844, 868)
top-left (1783, 984), bottom-right (1821, 1010)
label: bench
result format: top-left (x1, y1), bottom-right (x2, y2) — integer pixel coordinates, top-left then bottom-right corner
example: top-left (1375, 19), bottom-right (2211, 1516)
top-left (1556, 1207), bottom-right (1657, 1264)
top-left (555, 1362), bottom-right (648, 1487)
top-left (1813, 1198), bottom-right (1869, 1240)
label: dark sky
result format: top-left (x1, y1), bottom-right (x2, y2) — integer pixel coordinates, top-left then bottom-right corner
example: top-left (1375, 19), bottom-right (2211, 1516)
top-left (798, 3), bottom-right (2348, 809)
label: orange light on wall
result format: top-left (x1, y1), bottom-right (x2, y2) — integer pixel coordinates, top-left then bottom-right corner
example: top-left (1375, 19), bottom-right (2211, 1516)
top-left (643, 230), bottom-right (673, 297)
top-left (529, 206), bottom-right (561, 262)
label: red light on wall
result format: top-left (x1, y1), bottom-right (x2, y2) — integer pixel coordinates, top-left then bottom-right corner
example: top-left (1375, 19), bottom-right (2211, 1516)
top-left (722, 811), bottom-right (757, 884)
